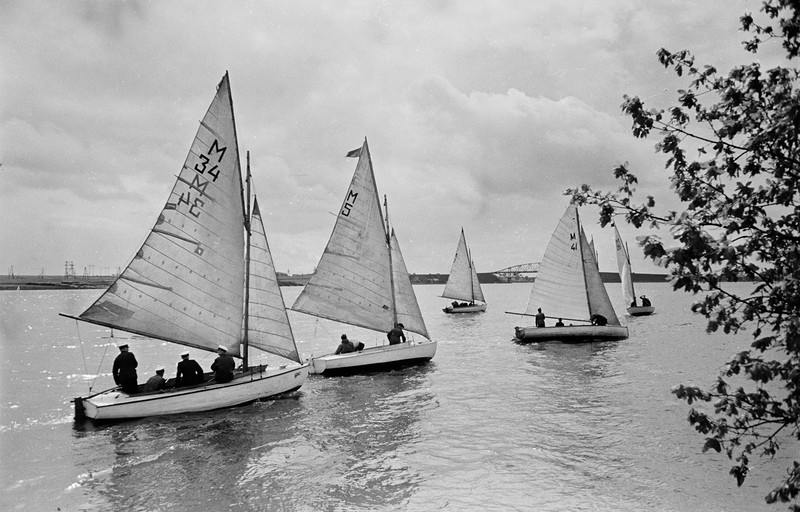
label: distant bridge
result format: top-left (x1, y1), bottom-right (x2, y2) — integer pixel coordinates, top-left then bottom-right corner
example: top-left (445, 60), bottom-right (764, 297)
top-left (492, 263), bottom-right (540, 282)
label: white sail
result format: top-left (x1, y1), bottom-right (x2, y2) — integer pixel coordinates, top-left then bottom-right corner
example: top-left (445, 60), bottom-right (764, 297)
top-left (524, 204), bottom-right (620, 325)
top-left (292, 139), bottom-right (429, 339)
top-left (247, 197), bottom-right (302, 363)
top-left (582, 226), bottom-right (620, 325)
top-left (390, 230), bottom-right (429, 338)
top-left (78, 74), bottom-right (246, 356)
top-left (613, 224), bottom-right (636, 308)
top-left (524, 205), bottom-right (589, 321)
top-left (442, 228), bottom-right (485, 304)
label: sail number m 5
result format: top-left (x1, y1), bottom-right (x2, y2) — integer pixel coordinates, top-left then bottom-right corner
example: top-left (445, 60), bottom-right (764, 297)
top-left (341, 190), bottom-right (358, 216)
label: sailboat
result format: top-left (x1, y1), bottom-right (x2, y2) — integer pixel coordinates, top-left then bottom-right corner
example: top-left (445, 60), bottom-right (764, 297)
top-left (442, 228), bottom-right (487, 313)
top-left (60, 73), bottom-right (308, 421)
top-left (291, 138), bottom-right (437, 375)
top-left (509, 204), bottom-right (628, 342)
top-left (613, 224), bottom-right (655, 316)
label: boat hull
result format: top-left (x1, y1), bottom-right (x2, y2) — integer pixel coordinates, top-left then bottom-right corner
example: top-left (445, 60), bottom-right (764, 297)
top-left (309, 341), bottom-right (437, 376)
top-left (514, 325), bottom-right (629, 343)
top-left (443, 303), bottom-right (487, 314)
top-left (627, 306), bottom-right (655, 316)
top-left (75, 364), bottom-right (309, 421)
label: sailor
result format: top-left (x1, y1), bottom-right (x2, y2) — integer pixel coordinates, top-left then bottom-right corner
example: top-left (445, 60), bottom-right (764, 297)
top-left (555, 318), bottom-right (565, 327)
top-left (335, 334), bottom-right (356, 354)
top-left (112, 342), bottom-right (138, 394)
top-left (535, 308), bottom-right (546, 328)
top-left (176, 351), bottom-right (205, 387)
top-left (590, 314), bottom-right (608, 326)
top-left (211, 345), bottom-right (235, 383)
top-left (142, 366), bottom-right (166, 392)
top-left (640, 295), bottom-right (652, 307)
top-left (387, 323), bottom-right (406, 345)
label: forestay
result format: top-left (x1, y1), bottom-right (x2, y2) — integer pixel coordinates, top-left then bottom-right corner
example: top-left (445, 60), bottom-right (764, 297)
top-left (77, 75), bottom-right (247, 356)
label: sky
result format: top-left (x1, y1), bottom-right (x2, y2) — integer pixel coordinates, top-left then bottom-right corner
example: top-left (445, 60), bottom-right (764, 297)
top-left (0, 0), bottom-right (775, 277)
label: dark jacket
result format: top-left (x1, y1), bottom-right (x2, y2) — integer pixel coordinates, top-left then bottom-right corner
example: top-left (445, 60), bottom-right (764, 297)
top-left (112, 351), bottom-right (138, 384)
top-left (335, 339), bottom-right (356, 354)
top-left (142, 374), bottom-right (166, 392)
top-left (211, 354), bottom-right (235, 383)
top-left (387, 327), bottom-right (406, 345)
top-left (176, 359), bottom-right (205, 387)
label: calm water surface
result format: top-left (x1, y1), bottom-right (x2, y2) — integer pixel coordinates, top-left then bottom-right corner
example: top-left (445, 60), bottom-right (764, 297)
top-left (0, 282), bottom-right (792, 511)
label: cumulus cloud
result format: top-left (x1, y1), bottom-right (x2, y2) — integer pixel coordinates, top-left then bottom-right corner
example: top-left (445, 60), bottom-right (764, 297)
top-left (0, 0), bottom-right (758, 275)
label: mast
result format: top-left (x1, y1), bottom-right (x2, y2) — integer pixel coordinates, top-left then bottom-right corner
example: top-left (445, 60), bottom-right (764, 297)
top-left (243, 151), bottom-right (252, 369)
top-left (625, 240), bottom-right (637, 299)
top-left (576, 207), bottom-right (593, 315)
top-left (466, 240), bottom-right (475, 303)
top-left (384, 194), bottom-right (398, 326)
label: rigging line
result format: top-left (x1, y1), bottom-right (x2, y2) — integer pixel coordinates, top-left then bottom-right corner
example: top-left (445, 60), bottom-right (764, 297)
top-left (314, 317), bottom-right (337, 342)
top-left (75, 319), bottom-right (90, 391)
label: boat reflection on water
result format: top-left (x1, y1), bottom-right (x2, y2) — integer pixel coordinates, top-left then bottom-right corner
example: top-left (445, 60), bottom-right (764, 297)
top-left (69, 367), bottom-right (434, 511)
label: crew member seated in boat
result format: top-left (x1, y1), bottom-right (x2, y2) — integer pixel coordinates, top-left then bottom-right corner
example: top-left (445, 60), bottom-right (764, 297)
top-left (555, 318), bottom-right (565, 327)
top-left (335, 334), bottom-right (356, 354)
top-left (142, 366), bottom-right (166, 392)
top-left (211, 345), bottom-right (235, 383)
top-left (112, 342), bottom-right (138, 394)
top-left (630, 298), bottom-right (638, 307)
top-left (387, 323), bottom-right (406, 345)
top-left (590, 314), bottom-right (608, 326)
top-left (640, 295), bottom-right (652, 307)
top-left (176, 351), bottom-right (205, 387)
top-left (535, 308), bottom-right (546, 328)
top-left (451, 301), bottom-right (460, 309)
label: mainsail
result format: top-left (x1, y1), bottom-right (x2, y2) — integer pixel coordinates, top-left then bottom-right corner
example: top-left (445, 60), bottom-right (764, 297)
top-left (247, 197), bottom-right (301, 362)
top-left (77, 73), bottom-right (246, 356)
top-left (613, 224), bottom-right (636, 308)
top-left (524, 204), bottom-right (619, 325)
top-left (442, 228), bottom-right (485, 304)
top-left (292, 139), bottom-right (429, 339)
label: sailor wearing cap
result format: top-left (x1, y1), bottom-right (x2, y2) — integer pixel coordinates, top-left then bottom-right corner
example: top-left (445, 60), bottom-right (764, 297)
top-left (112, 341), bottom-right (138, 393)
top-left (176, 351), bottom-right (205, 387)
top-left (211, 345), bottom-right (235, 383)
top-left (142, 365), bottom-right (167, 392)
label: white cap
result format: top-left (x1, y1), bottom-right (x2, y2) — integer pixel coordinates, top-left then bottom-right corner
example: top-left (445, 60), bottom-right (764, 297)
top-left (117, 342), bottom-right (129, 349)
top-left (217, 345), bottom-right (227, 352)
top-left (155, 366), bottom-right (165, 372)
top-left (180, 351), bottom-right (190, 357)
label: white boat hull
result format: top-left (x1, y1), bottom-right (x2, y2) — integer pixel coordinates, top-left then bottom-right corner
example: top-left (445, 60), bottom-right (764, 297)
top-left (309, 341), bottom-right (437, 376)
top-left (75, 364), bottom-right (309, 421)
top-left (514, 325), bottom-right (629, 343)
top-left (627, 306), bottom-right (655, 316)
top-left (443, 303), bottom-right (487, 314)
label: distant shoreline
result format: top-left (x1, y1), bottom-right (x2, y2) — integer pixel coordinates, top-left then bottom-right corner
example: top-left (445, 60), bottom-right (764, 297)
top-left (0, 272), bottom-right (670, 291)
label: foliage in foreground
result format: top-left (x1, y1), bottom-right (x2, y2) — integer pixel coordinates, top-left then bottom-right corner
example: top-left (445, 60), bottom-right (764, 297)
top-left (568, 1), bottom-right (800, 508)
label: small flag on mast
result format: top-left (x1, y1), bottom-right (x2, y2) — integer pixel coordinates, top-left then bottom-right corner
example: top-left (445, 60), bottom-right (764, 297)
top-left (346, 147), bottom-right (362, 158)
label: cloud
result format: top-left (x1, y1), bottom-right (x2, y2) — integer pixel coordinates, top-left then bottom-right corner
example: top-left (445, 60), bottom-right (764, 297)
top-left (0, 0), bottom-right (759, 275)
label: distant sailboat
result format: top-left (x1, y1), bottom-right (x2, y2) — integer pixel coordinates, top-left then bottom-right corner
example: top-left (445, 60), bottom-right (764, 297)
top-left (442, 228), bottom-right (486, 313)
top-left (613, 224), bottom-right (655, 316)
top-left (60, 73), bottom-right (308, 421)
top-left (291, 138), bottom-right (437, 375)
top-left (509, 204), bottom-right (628, 342)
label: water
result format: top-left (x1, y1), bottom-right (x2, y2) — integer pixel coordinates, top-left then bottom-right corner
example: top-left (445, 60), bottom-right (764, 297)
top-left (0, 283), bottom-right (792, 511)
